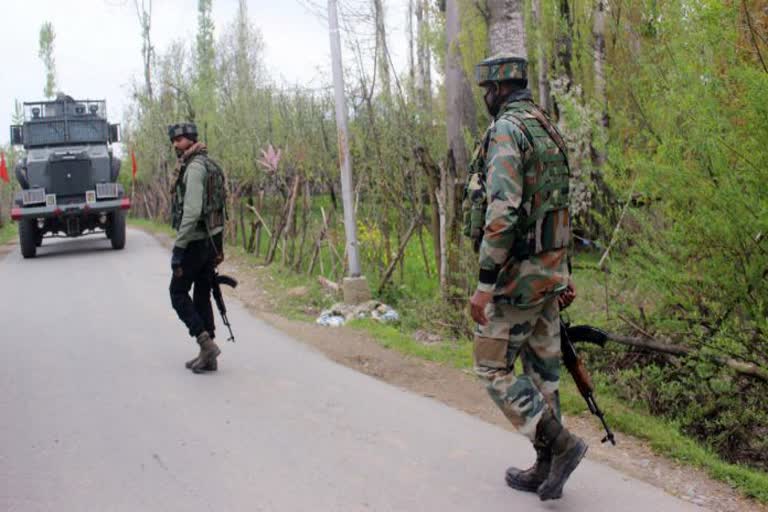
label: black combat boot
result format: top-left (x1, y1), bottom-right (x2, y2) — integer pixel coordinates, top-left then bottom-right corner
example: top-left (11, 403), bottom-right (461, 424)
top-left (535, 410), bottom-right (588, 501)
top-left (189, 331), bottom-right (220, 374)
top-left (505, 441), bottom-right (552, 492)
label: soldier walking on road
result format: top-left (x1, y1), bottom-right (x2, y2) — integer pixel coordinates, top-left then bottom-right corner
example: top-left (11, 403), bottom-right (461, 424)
top-left (167, 123), bottom-right (227, 374)
top-left (463, 54), bottom-right (585, 501)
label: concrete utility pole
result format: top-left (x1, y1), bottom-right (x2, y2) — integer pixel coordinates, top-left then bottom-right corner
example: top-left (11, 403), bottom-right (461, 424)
top-left (328, 0), bottom-right (370, 304)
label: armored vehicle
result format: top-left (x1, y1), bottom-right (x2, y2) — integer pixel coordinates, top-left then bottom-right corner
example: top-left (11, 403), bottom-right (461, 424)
top-left (9, 94), bottom-right (130, 258)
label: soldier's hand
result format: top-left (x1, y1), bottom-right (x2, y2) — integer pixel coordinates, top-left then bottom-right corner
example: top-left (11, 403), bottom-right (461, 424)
top-left (558, 280), bottom-right (576, 310)
top-left (215, 252), bottom-right (225, 267)
top-left (470, 290), bottom-right (493, 326)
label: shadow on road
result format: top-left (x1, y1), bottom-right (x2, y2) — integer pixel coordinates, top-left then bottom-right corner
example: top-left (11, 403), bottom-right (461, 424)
top-left (30, 235), bottom-right (123, 260)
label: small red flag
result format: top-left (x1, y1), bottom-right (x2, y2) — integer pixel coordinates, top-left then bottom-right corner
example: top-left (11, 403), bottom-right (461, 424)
top-left (0, 153), bottom-right (9, 183)
top-left (131, 150), bottom-right (137, 180)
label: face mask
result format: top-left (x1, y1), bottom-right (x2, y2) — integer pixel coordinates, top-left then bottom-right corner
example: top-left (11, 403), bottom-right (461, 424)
top-left (484, 84), bottom-right (502, 117)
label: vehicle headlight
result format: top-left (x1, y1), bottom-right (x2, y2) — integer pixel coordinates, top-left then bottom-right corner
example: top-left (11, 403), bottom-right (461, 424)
top-left (22, 188), bottom-right (46, 206)
top-left (96, 183), bottom-right (118, 199)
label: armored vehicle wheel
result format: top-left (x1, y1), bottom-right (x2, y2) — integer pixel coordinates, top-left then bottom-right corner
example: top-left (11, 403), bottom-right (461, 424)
top-left (19, 218), bottom-right (38, 258)
top-left (109, 210), bottom-right (126, 250)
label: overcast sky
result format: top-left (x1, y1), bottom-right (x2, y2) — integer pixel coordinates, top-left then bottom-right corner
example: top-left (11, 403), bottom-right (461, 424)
top-left (1, 0), bottom-right (410, 145)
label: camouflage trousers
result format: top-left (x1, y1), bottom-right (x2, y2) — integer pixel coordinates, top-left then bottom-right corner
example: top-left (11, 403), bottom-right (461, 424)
top-left (474, 297), bottom-right (561, 441)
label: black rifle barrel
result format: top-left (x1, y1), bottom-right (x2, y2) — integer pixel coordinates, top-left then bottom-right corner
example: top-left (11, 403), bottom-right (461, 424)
top-left (213, 272), bottom-right (237, 342)
top-left (561, 318), bottom-right (616, 445)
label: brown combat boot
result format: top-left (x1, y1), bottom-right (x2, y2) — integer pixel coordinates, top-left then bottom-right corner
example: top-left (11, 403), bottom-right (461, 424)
top-left (536, 410), bottom-right (588, 501)
top-left (505, 441), bottom-right (552, 492)
top-left (185, 353), bottom-right (218, 371)
top-left (185, 348), bottom-right (202, 370)
top-left (189, 331), bottom-right (220, 374)
top-left (185, 341), bottom-right (218, 372)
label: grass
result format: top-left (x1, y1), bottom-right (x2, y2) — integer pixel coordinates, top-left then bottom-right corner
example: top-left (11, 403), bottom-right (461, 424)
top-left (128, 216), bottom-right (176, 238)
top-left (559, 375), bottom-right (768, 502)
top-left (346, 318), bottom-right (474, 369)
top-left (0, 222), bottom-right (18, 245)
top-left (130, 217), bottom-right (768, 503)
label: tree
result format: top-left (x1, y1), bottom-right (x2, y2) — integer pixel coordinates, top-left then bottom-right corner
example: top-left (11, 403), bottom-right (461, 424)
top-left (592, 0), bottom-right (608, 167)
top-left (443, 0), bottom-right (477, 295)
top-left (38, 22), bottom-right (56, 99)
top-left (530, 0), bottom-right (551, 112)
top-left (373, 0), bottom-right (392, 100)
top-left (195, 0), bottom-right (217, 128)
top-left (486, 0), bottom-right (526, 55)
top-left (133, 0), bottom-right (154, 102)
top-left (415, 0), bottom-right (433, 114)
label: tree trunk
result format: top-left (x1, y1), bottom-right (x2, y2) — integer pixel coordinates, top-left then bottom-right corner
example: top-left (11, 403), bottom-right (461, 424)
top-left (133, 0), bottom-right (153, 101)
top-left (416, 0), bottom-right (432, 115)
top-left (444, 0), bottom-right (477, 296)
top-left (531, 0), bottom-right (552, 112)
top-left (414, 146), bottom-right (442, 273)
top-left (487, 0), bottom-right (527, 56)
top-left (592, 0), bottom-right (608, 167)
top-left (373, 0), bottom-right (392, 100)
top-left (558, 0), bottom-right (575, 91)
top-left (435, 185), bottom-right (448, 294)
top-left (408, 0), bottom-right (416, 91)
top-left (239, 199), bottom-right (246, 250)
top-left (445, 0), bottom-right (476, 176)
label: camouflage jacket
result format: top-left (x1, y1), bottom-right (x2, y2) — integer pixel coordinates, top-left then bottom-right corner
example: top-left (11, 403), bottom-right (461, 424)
top-left (475, 91), bottom-right (571, 308)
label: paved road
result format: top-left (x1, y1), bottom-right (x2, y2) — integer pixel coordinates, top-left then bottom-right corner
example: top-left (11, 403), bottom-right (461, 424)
top-left (0, 229), bottom-right (701, 511)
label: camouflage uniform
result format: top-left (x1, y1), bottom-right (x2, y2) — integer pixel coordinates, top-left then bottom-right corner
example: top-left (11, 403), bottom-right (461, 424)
top-left (466, 56), bottom-right (571, 441)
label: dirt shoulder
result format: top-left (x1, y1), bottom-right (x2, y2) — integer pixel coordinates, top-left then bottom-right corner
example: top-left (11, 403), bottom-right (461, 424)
top-left (138, 227), bottom-right (767, 511)
top-left (0, 237), bottom-right (17, 257)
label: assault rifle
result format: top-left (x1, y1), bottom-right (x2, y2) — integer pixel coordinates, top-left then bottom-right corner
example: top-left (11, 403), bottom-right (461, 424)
top-left (212, 271), bottom-right (238, 343)
top-left (560, 319), bottom-right (616, 445)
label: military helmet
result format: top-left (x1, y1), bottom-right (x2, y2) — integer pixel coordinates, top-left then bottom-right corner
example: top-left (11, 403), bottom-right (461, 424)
top-left (475, 54), bottom-right (528, 86)
top-left (168, 122), bottom-right (198, 142)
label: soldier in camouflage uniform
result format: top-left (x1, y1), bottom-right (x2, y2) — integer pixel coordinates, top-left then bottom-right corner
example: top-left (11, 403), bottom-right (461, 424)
top-left (168, 123), bottom-right (227, 374)
top-left (464, 54), bottom-right (585, 501)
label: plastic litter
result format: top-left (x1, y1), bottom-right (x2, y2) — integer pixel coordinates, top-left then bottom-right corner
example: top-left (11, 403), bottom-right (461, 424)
top-left (316, 313), bottom-right (346, 327)
top-left (315, 301), bottom-right (400, 327)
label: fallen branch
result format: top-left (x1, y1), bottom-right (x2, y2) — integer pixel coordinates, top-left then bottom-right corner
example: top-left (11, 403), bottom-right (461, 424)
top-left (617, 313), bottom-right (655, 340)
top-left (604, 332), bottom-right (768, 382)
top-left (377, 217), bottom-right (421, 295)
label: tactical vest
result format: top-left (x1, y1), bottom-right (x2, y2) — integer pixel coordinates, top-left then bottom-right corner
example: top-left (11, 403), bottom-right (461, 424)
top-left (171, 152), bottom-right (227, 232)
top-left (463, 101), bottom-right (571, 258)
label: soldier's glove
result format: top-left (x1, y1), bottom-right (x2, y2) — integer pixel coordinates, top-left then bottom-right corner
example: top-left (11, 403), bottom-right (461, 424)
top-left (171, 246), bottom-right (185, 276)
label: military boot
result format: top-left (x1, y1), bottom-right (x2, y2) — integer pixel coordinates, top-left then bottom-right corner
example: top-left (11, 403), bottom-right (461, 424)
top-left (505, 441), bottom-right (552, 492)
top-left (185, 348), bottom-right (202, 370)
top-left (185, 353), bottom-right (218, 371)
top-left (535, 410), bottom-right (588, 501)
top-left (189, 331), bottom-right (220, 374)
top-left (184, 341), bottom-right (218, 372)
